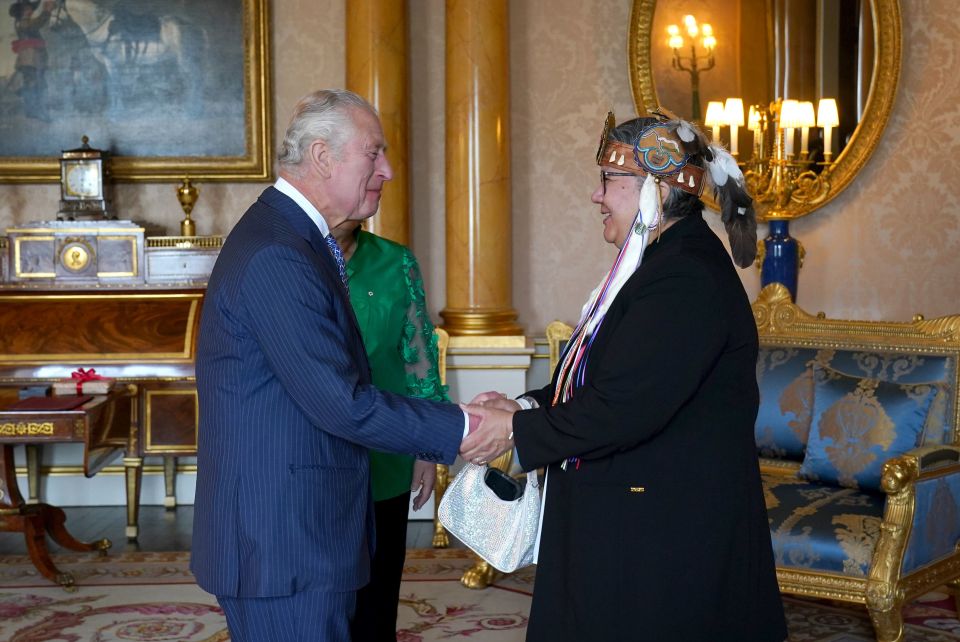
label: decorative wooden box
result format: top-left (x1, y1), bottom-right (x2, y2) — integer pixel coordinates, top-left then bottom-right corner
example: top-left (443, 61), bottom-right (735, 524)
top-left (144, 236), bottom-right (224, 284)
top-left (5, 220), bottom-right (145, 285)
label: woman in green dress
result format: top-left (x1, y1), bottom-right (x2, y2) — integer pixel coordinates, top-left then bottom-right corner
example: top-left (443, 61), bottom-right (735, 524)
top-left (332, 221), bottom-right (448, 641)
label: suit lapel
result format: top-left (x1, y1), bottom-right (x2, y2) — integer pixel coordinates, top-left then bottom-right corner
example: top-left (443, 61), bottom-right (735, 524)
top-left (258, 188), bottom-right (370, 379)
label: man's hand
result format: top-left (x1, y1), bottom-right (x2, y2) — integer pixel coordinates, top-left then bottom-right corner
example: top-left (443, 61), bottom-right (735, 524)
top-left (459, 403), bottom-right (516, 465)
top-left (410, 460), bottom-right (437, 511)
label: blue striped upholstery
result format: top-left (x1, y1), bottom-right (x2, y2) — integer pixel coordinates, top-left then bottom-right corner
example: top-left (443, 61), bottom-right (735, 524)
top-left (191, 187), bottom-right (464, 601)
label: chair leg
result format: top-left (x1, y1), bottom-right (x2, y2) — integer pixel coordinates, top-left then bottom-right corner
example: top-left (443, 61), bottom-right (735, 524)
top-left (867, 604), bottom-right (904, 642)
top-left (432, 463), bottom-right (449, 548)
top-left (947, 578), bottom-right (960, 618)
top-left (163, 456), bottom-right (177, 509)
top-left (25, 444), bottom-right (40, 504)
top-left (461, 558), bottom-right (500, 590)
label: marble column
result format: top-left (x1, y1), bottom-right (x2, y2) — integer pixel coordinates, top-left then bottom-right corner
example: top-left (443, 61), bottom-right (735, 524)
top-left (346, 0), bottom-right (409, 245)
top-left (440, 0), bottom-right (521, 337)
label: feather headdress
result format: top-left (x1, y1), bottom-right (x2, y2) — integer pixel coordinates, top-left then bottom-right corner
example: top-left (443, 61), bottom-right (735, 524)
top-left (600, 107), bottom-right (759, 268)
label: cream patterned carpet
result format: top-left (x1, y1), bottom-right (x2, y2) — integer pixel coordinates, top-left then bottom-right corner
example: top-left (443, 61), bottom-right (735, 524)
top-left (0, 549), bottom-right (957, 641)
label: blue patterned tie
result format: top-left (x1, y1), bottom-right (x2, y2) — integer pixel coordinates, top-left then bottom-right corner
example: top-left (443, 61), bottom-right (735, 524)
top-left (324, 234), bottom-right (349, 292)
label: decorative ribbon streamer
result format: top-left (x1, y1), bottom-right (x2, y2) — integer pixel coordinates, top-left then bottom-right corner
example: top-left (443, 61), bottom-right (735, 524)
top-left (71, 367), bottom-right (105, 395)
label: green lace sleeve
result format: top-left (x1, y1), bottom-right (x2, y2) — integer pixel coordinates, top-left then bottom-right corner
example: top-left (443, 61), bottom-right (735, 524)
top-left (400, 248), bottom-right (450, 402)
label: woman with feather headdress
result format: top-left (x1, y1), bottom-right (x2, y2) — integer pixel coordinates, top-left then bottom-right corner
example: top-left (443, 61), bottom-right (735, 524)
top-left (460, 110), bottom-right (787, 641)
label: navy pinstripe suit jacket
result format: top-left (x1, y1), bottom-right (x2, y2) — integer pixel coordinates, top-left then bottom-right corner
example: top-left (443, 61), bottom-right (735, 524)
top-left (190, 187), bottom-right (463, 598)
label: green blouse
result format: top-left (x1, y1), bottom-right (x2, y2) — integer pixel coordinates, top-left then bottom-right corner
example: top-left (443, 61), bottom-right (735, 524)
top-left (346, 230), bottom-right (449, 502)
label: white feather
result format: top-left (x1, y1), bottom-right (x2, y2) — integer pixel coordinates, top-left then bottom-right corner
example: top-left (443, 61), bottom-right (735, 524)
top-left (706, 143), bottom-right (746, 188)
top-left (639, 174), bottom-right (660, 229)
top-left (677, 120), bottom-right (696, 143)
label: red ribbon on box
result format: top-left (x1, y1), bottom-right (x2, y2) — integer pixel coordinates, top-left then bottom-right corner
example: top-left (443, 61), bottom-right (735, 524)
top-left (71, 368), bottom-right (106, 395)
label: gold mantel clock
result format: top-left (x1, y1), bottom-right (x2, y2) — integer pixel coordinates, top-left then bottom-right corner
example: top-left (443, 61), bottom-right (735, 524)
top-left (59, 136), bottom-right (111, 220)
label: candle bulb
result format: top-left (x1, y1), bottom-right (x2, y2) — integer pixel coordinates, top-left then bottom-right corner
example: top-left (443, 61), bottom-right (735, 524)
top-left (747, 106), bottom-right (762, 158)
top-left (703, 101), bottom-right (726, 143)
top-left (778, 100), bottom-right (801, 159)
top-left (724, 98), bottom-right (744, 157)
top-left (797, 101), bottom-right (815, 156)
top-left (817, 98), bottom-right (839, 162)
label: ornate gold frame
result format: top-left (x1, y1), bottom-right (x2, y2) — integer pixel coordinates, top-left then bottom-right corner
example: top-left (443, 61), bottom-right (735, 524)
top-left (0, 0), bottom-right (272, 183)
top-left (627, 0), bottom-right (902, 220)
top-left (755, 284), bottom-right (960, 642)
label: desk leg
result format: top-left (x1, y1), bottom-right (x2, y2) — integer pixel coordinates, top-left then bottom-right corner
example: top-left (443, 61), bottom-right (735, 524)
top-left (124, 457), bottom-right (143, 540)
top-left (25, 444), bottom-right (40, 504)
top-left (163, 456), bottom-right (177, 509)
top-left (0, 445), bottom-right (111, 592)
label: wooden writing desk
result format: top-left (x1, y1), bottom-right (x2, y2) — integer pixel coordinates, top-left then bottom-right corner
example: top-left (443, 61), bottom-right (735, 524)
top-left (0, 288), bottom-right (203, 539)
top-left (0, 392), bottom-right (131, 588)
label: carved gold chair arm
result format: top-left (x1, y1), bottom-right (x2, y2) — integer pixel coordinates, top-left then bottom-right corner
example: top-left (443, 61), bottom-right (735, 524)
top-left (881, 446), bottom-right (960, 495)
top-left (866, 444), bottom-right (960, 639)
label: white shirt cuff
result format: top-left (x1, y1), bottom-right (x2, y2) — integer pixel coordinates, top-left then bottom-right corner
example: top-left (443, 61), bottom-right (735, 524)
top-left (462, 409), bottom-right (470, 439)
top-left (515, 395), bottom-right (539, 410)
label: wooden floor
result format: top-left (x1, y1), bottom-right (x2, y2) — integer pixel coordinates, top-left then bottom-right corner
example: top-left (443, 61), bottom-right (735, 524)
top-left (0, 506), bottom-right (446, 555)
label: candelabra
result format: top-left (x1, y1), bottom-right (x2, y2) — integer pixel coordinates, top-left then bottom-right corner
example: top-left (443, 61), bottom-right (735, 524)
top-left (667, 15), bottom-right (716, 121)
top-left (739, 98), bottom-right (839, 300)
top-left (743, 98), bottom-right (839, 220)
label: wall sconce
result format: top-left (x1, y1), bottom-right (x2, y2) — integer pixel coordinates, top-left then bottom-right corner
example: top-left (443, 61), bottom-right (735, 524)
top-left (666, 15), bottom-right (716, 121)
top-left (704, 101), bottom-right (726, 141)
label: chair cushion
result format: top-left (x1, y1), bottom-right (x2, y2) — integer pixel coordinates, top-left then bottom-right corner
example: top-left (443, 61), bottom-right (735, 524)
top-left (763, 474), bottom-right (885, 577)
top-left (755, 347), bottom-right (818, 460)
top-left (799, 367), bottom-right (938, 491)
top-left (824, 350), bottom-right (955, 447)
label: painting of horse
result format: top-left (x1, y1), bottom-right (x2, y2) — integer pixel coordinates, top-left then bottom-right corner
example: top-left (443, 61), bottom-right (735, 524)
top-left (0, 0), bottom-right (267, 180)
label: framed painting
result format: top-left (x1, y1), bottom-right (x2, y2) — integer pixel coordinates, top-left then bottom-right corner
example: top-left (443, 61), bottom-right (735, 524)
top-left (0, 0), bottom-right (271, 182)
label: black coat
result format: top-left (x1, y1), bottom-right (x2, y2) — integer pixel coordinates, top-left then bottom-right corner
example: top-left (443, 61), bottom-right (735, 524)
top-left (514, 214), bottom-right (787, 642)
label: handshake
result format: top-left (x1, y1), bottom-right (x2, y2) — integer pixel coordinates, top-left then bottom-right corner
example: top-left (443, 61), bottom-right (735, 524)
top-left (458, 391), bottom-right (523, 466)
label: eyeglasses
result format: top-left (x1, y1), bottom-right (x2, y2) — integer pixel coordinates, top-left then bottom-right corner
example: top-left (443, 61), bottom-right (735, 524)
top-left (600, 170), bottom-right (635, 196)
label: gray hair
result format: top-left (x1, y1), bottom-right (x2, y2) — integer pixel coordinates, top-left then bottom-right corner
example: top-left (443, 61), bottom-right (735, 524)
top-left (277, 89), bottom-right (377, 168)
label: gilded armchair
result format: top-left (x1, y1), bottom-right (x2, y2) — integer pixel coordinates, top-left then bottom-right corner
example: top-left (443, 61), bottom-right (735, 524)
top-left (754, 284), bottom-right (960, 642)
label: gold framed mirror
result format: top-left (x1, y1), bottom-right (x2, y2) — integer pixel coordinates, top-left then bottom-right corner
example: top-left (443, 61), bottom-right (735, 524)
top-left (628, 0), bottom-right (901, 220)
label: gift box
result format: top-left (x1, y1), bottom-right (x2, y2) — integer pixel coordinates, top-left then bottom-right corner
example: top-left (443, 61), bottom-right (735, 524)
top-left (52, 368), bottom-right (116, 396)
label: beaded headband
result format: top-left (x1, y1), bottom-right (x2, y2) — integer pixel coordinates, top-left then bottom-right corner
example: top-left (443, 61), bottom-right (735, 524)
top-left (596, 111), bottom-right (706, 197)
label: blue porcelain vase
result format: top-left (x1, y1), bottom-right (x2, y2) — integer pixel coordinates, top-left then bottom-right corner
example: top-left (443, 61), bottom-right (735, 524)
top-left (761, 220), bottom-right (799, 300)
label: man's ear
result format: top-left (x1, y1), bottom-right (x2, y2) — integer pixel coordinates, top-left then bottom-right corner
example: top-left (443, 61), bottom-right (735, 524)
top-left (309, 139), bottom-right (333, 179)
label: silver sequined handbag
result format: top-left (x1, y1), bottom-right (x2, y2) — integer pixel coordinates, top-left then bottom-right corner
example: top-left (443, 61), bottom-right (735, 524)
top-left (437, 463), bottom-right (541, 573)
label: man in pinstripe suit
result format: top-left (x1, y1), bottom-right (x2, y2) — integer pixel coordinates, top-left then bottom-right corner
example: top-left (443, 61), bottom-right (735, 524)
top-left (191, 89), bottom-right (470, 641)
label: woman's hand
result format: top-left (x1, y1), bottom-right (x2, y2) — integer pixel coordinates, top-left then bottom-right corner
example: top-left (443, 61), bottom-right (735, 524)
top-left (410, 459), bottom-right (437, 510)
top-left (469, 390), bottom-right (522, 413)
